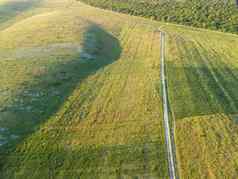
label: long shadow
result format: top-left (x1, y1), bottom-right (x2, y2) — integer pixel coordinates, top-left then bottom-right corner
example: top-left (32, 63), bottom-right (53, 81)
top-left (0, 0), bottom-right (40, 27)
top-left (166, 36), bottom-right (238, 119)
top-left (0, 24), bottom-right (121, 168)
top-left (167, 62), bottom-right (238, 119)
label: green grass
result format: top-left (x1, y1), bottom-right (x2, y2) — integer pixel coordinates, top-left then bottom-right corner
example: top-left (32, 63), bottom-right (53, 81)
top-left (163, 24), bottom-right (238, 178)
top-left (0, 0), bottom-right (38, 22)
top-left (0, 1), bottom-right (168, 178)
top-left (164, 24), bottom-right (238, 118)
top-left (0, 0), bottom-right (41, 31)
top-left (0, 0), bottom-right (238, 178)
top-left (175, 114), bottom-right (238, 179)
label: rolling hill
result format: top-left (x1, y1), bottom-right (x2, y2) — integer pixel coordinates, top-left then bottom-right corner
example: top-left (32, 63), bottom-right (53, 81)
top-left (0, 0), bottom-right (238, 178)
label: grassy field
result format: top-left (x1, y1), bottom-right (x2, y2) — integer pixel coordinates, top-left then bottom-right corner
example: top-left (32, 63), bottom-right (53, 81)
top-left (0, 0), bottom-right (238, 178)
top-left (0, 0), bottom-right (168, 178)
top-left (163, 24), bottom-right (238, 178)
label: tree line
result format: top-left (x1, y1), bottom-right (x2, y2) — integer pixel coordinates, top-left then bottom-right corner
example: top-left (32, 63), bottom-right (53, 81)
top-left (79, 0), bottom-right (238, 34)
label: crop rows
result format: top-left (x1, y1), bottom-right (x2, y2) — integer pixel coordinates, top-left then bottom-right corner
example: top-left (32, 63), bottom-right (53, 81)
top-left (0, 2), bottom-right (169, 177)
top-left (164, 25), bottom-right (238, 178)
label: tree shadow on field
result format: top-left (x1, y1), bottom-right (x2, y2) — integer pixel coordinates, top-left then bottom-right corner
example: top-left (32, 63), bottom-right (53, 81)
top-left (167, 36), bottom-right (238, 120)
top-left (0, 24), bottom-right (122, 169)
top-left (167, 61), bottom-right (238, 119)
top-left (0, 0), bottom-right (40, 25)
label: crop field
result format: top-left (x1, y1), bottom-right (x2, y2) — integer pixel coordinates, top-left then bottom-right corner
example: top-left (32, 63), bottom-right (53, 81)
top-left (0, 0), bottom-right (238, 179)
top-left (163, 25), bottom-right (238, 178)
top-left (0, 1), bottom-right (169, 178)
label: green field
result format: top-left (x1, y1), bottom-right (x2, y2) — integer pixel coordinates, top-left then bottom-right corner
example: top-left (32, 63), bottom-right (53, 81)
top-left (0, 1), bottom-right (168, 178)
top-left (0, 0), bottom-right (238, 178)
top-left (163, 25), bottom-right (238, 178)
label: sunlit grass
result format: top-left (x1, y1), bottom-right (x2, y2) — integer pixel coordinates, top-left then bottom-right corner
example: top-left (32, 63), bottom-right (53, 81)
top-left (0, 1), bottom-right (168, 178)
top-left (163, 24), bottom-right (238, 178)
top-left (0, 0), bottom-right (238, 178)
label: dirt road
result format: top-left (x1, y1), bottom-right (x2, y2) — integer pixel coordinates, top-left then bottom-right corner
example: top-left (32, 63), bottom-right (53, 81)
top-left (160, 30), bottom-right (176, 179)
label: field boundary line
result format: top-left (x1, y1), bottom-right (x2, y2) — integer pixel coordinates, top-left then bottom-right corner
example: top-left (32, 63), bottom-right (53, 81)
top-left (158, 29), bottom-right (177, 179)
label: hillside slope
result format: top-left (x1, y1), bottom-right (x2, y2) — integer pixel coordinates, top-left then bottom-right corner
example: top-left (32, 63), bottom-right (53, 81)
top-left (0, 1), bottom-right (168, 178)
top-left (0, 0), bottom-right (238, 178)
